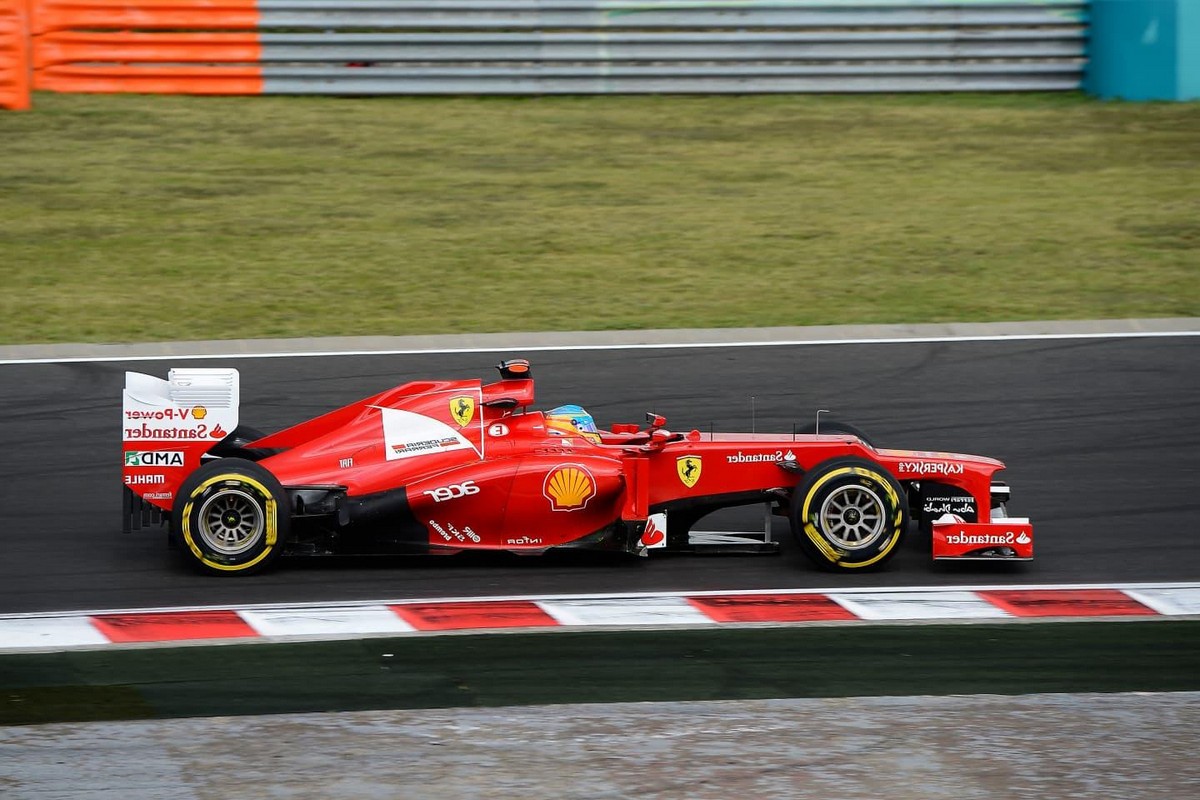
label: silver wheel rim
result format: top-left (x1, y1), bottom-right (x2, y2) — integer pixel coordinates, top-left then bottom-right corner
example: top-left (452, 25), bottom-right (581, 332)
top-left (818, 484), bottom-right (887, 549)
top-left (197, 488), bottom-right (264, 556)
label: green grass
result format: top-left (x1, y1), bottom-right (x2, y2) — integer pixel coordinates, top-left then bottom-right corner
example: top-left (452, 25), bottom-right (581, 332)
top-left (1, 92), bottom-right (1197, 345)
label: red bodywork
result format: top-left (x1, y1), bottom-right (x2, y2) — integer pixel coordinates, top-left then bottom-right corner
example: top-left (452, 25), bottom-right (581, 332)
top-left (122, 363), bottom-right (1032, 565)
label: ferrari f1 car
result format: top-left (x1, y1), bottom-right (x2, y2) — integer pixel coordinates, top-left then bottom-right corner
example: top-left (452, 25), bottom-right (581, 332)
top-left (121, 360), bottom-right (1033, 575)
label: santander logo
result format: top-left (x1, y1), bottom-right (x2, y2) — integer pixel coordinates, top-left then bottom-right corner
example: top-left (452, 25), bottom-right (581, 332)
top-left (640, 513), bottom-right (669, 549)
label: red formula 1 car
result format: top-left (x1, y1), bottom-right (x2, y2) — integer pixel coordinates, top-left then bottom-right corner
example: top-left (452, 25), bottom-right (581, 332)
top-left (121, 360), bottom-right (1032, 575)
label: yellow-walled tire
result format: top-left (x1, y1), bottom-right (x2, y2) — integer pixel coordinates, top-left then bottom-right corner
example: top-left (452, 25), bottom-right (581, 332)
top-left (173, 458), bottom-right (290, 576)
top-left (790, 457), bottom-right (907, 571)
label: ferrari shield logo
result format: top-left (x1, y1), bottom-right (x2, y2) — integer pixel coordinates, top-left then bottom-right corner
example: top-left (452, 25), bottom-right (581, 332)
top-left (677, 456), bottom-right (702, 488)
top-left (449, 396), bottom-right (475, 428)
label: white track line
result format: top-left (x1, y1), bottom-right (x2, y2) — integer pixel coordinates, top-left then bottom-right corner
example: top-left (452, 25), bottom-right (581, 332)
top-left (2, 330), bottom-right (1199, 366)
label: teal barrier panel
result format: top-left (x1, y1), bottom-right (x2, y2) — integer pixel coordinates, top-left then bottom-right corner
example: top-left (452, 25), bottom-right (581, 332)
top-left (1086, 0), bottom-right (1200, 100)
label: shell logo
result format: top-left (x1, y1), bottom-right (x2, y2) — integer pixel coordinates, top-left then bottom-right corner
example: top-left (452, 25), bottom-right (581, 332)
top-left (543, 464), bottom-right (596, 512)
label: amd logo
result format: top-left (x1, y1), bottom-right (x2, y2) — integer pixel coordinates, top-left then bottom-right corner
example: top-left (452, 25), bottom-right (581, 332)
top-left (124, 450), bottom-right (184, 467)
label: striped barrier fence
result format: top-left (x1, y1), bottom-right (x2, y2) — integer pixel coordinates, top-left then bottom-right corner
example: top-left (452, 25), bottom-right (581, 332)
top-left (9, 0), bottom-right (1087, 101)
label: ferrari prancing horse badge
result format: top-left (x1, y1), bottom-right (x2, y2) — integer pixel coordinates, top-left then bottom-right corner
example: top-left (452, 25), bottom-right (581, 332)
top-left (677, 456), bottom-right (702, 488)
top-left (450, 396), bottom-right (475, 427)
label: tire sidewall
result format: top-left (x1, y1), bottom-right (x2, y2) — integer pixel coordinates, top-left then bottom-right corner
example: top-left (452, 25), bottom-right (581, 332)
top-left (174, 458), bottom-right (288, 575)
top-left (791, 457), bottom-right (906, 570)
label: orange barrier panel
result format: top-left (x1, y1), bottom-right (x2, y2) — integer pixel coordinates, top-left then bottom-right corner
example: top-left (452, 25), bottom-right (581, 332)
top-left (35, 30), bottom-right (261, 67)
top-left (0, 0), bottom-right (32, 110)
top-left (37, 64), bottom-right (263, 93)
top-left (30, 1), bottom-right (263, 94)
top-left (33, 0), bottom-right (259, 34)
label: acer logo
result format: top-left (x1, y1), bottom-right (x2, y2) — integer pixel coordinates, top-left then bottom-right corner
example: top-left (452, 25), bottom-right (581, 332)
top-left (423, 481), bottom-right (480, 503)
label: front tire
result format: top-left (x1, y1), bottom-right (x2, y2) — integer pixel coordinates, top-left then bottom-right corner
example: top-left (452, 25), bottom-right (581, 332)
top-left (173, 458), bottom-right (289, 575)
top-left (790, 456), bottom-right (906, 571)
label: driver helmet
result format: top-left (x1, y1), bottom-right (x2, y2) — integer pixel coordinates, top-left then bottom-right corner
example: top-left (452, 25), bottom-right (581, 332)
top-left (545, 404), bottom-right (601, 443)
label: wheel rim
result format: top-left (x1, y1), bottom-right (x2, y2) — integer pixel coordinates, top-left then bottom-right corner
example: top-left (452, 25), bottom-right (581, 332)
top-left (197, 488), bottom-right (264, 556)
top-left (818, 484), bottom-right (887, 549)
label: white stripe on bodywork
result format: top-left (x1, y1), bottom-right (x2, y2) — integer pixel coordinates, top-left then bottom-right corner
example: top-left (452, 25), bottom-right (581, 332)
top-left (377, 405), bottom-right (477, 461)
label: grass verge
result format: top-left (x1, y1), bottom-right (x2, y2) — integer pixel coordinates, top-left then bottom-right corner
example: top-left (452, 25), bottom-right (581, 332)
top-left (1, 93), bottom-right (1198, 345)
top-left (2, 620), bottom-right (1198, 725)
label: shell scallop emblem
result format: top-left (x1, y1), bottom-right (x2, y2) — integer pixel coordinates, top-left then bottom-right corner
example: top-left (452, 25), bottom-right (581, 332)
top-left (543, 464), bottom-right (596, 512)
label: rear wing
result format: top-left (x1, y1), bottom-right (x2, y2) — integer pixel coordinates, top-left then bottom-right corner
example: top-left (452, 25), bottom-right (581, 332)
top-left (122, 368), bottom-right (239, 531)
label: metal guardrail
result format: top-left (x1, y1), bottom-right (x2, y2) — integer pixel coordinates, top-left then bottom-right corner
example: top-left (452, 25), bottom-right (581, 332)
top-left (251, 0), bottom-right (1089, 30)
top-left (30, 1), bottom-right (1089, 96)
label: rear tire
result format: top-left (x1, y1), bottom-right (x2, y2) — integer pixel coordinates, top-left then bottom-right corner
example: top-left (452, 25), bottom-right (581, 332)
top-left (173, 458), bottom-right (289, 575)
top-left (790, 456), bottom-right (906, 571)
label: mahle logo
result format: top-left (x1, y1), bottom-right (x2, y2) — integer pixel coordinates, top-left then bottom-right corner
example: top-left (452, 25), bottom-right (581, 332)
top-left (124, 450), bottom-right (185, 467)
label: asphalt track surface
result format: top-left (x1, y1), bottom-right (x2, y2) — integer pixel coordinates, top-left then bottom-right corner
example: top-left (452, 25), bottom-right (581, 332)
top-left (1, 334), bottom-right (1198, 614)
